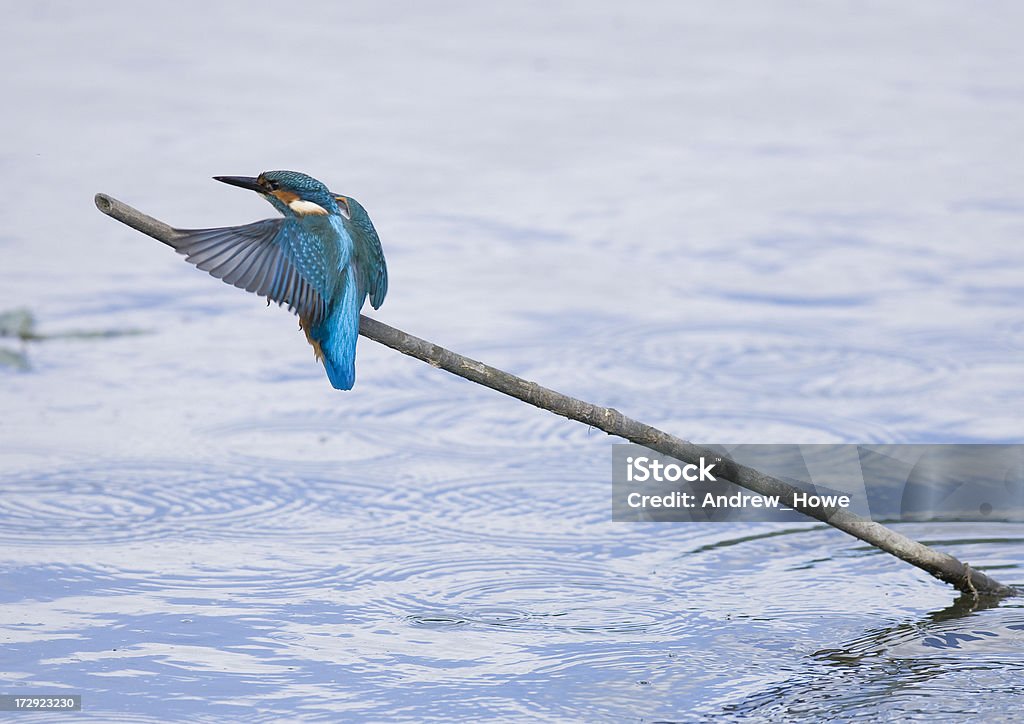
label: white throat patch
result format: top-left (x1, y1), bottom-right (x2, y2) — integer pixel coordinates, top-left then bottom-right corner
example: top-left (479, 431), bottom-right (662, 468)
top-left (288, 199), bottom-right (329, 216)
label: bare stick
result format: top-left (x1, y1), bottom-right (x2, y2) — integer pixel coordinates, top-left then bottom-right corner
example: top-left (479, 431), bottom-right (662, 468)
top-left (94, 192), bottom-right (1016, 598)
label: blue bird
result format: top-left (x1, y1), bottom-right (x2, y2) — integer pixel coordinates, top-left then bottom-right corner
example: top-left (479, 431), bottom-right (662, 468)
top-left (162, 170), bottom-right (387, 390)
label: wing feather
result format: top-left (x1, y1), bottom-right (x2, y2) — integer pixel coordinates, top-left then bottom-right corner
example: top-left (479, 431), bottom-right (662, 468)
top-left (244, 246), bottom-right (276, 296)
top-left (337, 196), bottom-right (388, 310)
top-left (220, 242), bottom-right (264, 286)
top-left (167, 219), bottom-right (329, 325)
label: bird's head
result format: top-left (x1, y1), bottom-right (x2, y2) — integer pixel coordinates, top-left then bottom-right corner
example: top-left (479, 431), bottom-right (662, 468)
top-left (214, 170), bottom-right (350, 219)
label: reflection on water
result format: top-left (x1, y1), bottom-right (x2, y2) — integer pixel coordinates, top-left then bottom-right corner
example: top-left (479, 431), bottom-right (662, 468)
top-left (2, 0), bottom-right (1024, 721)
top-left (729, 594), bottom-right (1024, 720)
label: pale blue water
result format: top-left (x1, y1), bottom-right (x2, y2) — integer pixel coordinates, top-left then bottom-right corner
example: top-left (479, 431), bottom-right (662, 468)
top-left (1, 1), bottom-right (1023, 721)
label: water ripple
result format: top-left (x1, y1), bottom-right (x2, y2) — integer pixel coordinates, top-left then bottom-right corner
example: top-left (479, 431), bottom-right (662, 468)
top-left (543, 321), bottom-right (963, 401)
top-left (0, 462), bottom-right (406, 546)
top-left (364, 553), bottom-right (691, 638)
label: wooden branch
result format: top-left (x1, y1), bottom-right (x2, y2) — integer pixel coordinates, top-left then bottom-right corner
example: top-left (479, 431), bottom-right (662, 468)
top-left (94, 192), bottom-right (1017, 598)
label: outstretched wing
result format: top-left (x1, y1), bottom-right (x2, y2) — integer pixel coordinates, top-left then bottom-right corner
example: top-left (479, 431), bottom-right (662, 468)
top-left (337, 196), bottom-right (388, 310)
top-left (166, 218), bottom-right (329, 326)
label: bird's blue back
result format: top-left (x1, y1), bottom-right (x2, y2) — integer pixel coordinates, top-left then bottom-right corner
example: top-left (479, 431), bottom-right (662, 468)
top-left (284, 213), bottom-right (361, 390)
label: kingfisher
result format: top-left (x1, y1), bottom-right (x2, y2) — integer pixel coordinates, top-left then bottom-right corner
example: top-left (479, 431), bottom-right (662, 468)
top-left (160, 170), bottom-right (387, 390)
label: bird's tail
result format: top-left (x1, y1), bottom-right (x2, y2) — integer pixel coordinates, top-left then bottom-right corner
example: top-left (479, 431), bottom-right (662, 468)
top-left (322, 344), bottom-right (356, 390)
top-left (315, 272), bottom-right (362, 391)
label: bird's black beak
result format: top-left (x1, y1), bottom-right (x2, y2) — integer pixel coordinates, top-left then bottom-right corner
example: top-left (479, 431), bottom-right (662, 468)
top-left (213, 175), bottom-right (264, 192)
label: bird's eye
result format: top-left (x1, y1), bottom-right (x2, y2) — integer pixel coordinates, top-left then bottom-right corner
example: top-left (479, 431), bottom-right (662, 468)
top-left (265, 179), bottom-right (279, 191)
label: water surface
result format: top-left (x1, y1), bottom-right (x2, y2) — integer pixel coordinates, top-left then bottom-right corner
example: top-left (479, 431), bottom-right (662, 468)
top-left (1, 2), bottom-right (1023, 720)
